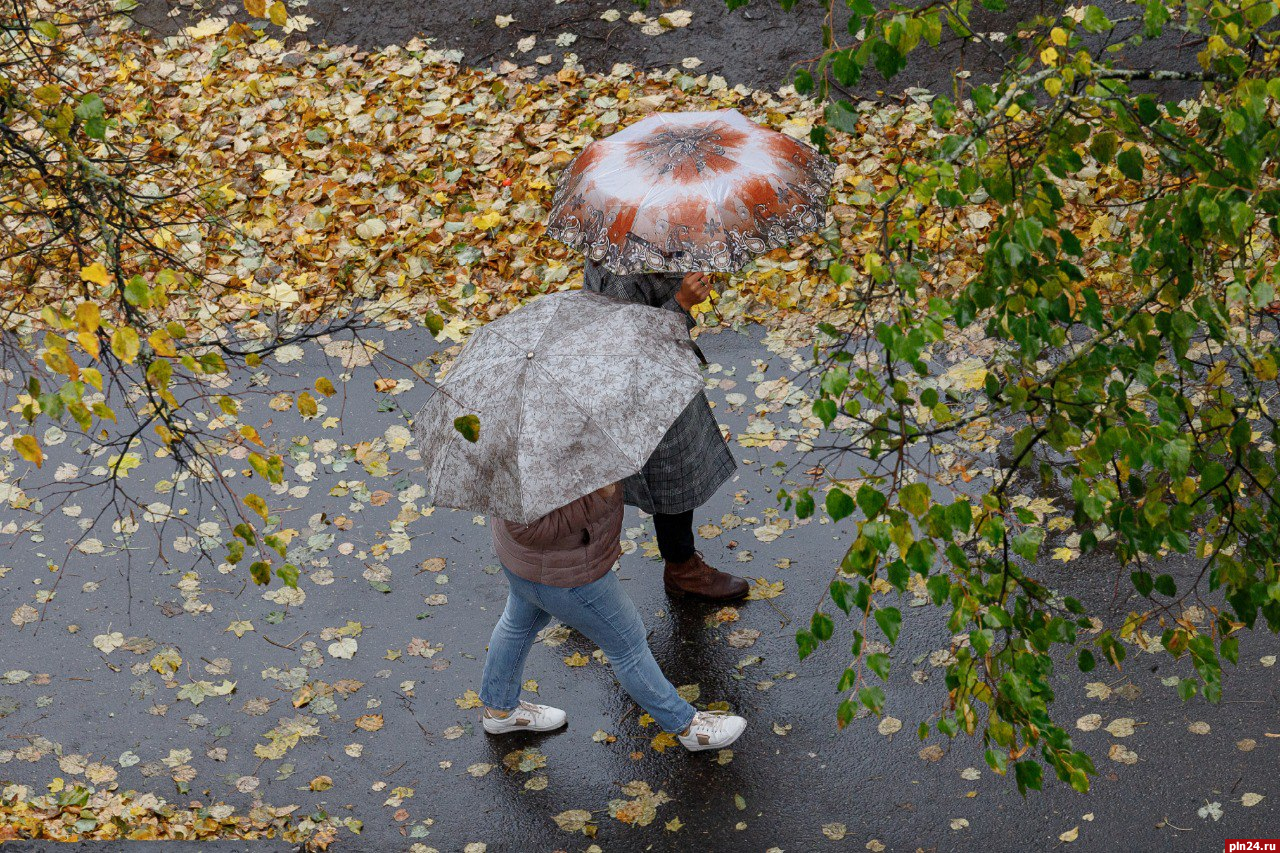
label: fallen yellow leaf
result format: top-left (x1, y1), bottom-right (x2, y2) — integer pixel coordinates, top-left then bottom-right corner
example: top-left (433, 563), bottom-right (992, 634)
top-left (353, 714), bottom-right (384, 732)
top-left (79, 262), bottom-right (110, 286)
top-left (746, 578), bottom-right (784, 600)
top-left (650, 731), bottom-right (678, 752)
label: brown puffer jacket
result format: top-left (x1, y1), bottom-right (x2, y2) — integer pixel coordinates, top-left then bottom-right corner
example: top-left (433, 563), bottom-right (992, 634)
top-left (491, 486), bottom-right (623, 588)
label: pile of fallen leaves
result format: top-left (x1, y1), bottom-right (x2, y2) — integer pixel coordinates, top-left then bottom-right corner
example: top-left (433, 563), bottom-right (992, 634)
top-left (0, 781), bottom-right (345, 849)
top-left (8, 1), bottom-right (1237, 350)
top-left (4, 2), bottom-right (963, 344)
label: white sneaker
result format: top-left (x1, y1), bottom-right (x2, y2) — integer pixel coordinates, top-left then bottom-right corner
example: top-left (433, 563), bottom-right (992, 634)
top-left (678, 711), bottom-right (747, 752)
top-left (481, 701), bottom-right (567, 734)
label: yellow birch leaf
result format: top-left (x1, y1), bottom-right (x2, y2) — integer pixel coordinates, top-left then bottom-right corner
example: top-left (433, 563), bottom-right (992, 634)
top-left (42, 346), bottom-right (77, 378)
top-left (154, 422), bottom-right (176, 445)
top-left (354, 713), bottom-right (384, 732)
top-left (944, 358), bottom-right (988, 390)
top-left (650, 731), bottom-right (678, 752)
top-left (243, 493), bottom-right (269, 520)
top-left (77, 331), bottom-right (100, 360)
top-left (75, 302), bottom-right (100, 333)
top-left (267, 1), bottom-right (287, 25)
top-left (110, 327), bottom-right (140, 363)
top-left (148, 329), bottom-right (177, 357)
top-left (472, 211), bottom-right (504, 230)
top-left (80, 263), bottom-right (110, 286)
top-left (14, 435), bottom-right (43, 468)
top-left (746, 578), bottom-right (784, 600)
top-left (553, 809), bottom-right (593, 832)
top-left (32, 84), bottom-right (61, 104)
top-left (239, 424), bottom-right (264, 446)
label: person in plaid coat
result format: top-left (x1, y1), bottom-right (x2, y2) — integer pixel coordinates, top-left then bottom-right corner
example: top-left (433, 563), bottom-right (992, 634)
top-left (582, 260), bottom-right (748, 601)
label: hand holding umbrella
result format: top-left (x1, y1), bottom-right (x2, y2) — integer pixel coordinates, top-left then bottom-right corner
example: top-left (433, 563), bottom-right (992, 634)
top-left (673, 271), bottom-right (722, 324)
top-left (673, 272), bottom-right (711, 312)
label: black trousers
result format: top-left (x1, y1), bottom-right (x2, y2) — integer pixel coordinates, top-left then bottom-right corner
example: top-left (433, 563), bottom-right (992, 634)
top-left (654, 510), bottom-right (696, 563)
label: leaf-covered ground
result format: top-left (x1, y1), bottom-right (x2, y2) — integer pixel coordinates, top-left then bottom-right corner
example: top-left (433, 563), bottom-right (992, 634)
top-left (2, 3), bottom-right (1279, 851)
top-left (13, 1), bottom-right (1132, 334)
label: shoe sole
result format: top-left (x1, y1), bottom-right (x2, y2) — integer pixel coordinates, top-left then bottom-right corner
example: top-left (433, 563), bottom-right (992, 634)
top-left (483, 722), bottom-right (565, 732)
top-left (481, 719), bottom-right (566, 735)
top-left (663, 584), bottom-right (749, 602)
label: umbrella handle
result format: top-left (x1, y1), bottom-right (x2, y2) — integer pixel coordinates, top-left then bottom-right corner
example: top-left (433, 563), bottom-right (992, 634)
top-left (691, 340), bottom-right (709, 366)
top-left (709, 289), bottom-right (724, 325)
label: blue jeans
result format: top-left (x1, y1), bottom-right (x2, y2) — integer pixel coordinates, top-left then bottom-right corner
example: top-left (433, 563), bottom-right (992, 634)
top-left (480, 567), bottom-right (696, 734)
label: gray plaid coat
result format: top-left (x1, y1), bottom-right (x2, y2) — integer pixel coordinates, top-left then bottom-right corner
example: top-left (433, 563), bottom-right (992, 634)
top-left (582, 261), bottom-right (736, 515)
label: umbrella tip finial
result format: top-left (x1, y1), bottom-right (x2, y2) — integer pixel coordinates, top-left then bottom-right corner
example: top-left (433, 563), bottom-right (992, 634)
top-left (526, 351), bottom-right (535, 359)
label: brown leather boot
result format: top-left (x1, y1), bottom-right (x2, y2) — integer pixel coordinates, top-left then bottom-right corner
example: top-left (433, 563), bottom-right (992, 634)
top-left (663, 552), bottom-right (749, 601)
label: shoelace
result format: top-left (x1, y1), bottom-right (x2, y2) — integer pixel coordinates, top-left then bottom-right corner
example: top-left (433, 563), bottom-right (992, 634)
top-left (485, 701), bottom-right (542, 721)
top-left (691, 711), bottom-right (729, 733)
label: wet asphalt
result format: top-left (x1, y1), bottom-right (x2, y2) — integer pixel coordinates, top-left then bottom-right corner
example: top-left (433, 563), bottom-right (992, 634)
top-left (1, 323), bottom-right (1277, 853)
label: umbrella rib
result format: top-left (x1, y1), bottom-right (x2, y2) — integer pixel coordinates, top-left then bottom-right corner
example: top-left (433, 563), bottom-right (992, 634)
top-left (694, 117), bottom-right (744, 255)
top-left (512, 351), bottom-right (530, 522)
top-left (490, 303), bottom-right (569, 360)
top-left (543, 351), bottom-right (703, 385)
top-left (627, 161), bottom-right (674, 261)
top-left (441, 354), bottom-right (522, 387)
top-left (692, 167), bottom-right (730, 259)
top-left (534, 351), bottom-right (665, 359)
top-left (636, 116), bottom-right (726, 267)
top-left (580, 149), bottom-right (644, 188)
top-left (527, 358), bottom-right (646, 470)
top-left (424, 409), bottom-right (464, 509)
top-left (478, 324), bottom-right (538, 357)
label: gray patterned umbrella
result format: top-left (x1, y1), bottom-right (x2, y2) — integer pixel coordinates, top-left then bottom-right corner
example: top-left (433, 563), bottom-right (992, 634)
top-left (411, 291), bottom-right (705, 524)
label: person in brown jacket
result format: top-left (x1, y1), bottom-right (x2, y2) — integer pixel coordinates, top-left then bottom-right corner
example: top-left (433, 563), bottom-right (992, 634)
top-left (478, 483), bottom-right (748, 752)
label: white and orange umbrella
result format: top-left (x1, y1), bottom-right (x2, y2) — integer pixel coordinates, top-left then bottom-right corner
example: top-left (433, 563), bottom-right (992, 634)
top-left (547, 109), bottom-right (835, 274)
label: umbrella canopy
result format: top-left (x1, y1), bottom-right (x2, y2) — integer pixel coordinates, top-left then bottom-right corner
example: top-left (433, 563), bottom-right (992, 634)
top-left (547, 109), bottom-right (834, 275)
top-left (411, 291), bottom-right (705, 524)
